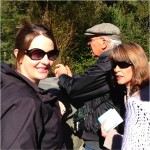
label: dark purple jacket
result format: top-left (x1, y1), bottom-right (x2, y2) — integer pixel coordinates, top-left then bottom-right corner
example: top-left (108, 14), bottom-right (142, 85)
top-left (1, 62), bottom-right (65, 149)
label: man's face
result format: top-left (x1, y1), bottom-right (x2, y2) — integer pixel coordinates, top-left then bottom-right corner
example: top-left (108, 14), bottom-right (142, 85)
top-left (87, 36), bottom-right (106, 57)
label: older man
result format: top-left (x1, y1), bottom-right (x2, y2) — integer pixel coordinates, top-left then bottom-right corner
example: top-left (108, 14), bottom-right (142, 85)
top-left (55, 23), bottom-right (123, 150)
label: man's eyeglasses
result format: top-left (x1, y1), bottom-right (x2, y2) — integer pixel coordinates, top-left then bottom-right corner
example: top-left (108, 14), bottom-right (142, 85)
top-left (112, 61), bottom-right (133, 69)
top-left (88, 37), bottom-right (102, 44)
top-left (24, 48), bottom-right (59, 61)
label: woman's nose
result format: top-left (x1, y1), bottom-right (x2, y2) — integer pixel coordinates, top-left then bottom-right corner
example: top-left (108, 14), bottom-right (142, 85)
top-left (114, 65), bottom-right (120, 72)
top-left (41, 54), bottom-right (51, 64)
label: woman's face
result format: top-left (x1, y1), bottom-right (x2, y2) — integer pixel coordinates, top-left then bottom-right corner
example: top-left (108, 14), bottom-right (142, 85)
top-left (18, 35), bottom-right (55, 84)
top-left (113, 62), bottom-right (133, 88)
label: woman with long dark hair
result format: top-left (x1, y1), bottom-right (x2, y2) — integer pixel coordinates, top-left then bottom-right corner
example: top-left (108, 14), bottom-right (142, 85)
top-left (1, 21), bottom-right (66, 149)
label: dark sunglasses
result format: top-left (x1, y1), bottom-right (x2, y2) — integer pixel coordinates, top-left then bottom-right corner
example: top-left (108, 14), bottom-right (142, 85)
top-left (24, 48), bottom-right (59, 61)
top-left (112, 61), bottom-right (133, 69)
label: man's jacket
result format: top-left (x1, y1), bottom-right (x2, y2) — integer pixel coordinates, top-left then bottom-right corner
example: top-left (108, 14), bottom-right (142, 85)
top-left (58, 50), bottom-right (113, 101)
top-left (58, 50), bottom-right (124, 144)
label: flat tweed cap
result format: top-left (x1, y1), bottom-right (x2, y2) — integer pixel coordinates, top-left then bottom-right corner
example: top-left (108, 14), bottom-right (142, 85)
top-left (84, 23), bottom-right (120, 40)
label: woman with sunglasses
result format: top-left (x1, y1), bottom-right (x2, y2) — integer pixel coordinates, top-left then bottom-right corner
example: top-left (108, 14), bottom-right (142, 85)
top-left (1, 21), bottom-right (66, 149)
top-left (100, 42), bottom-right (150, 150)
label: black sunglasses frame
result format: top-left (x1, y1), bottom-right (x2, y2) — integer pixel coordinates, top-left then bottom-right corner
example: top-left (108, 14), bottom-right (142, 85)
top-left (25, 48), bottom-right (59, 61)
top-left (112, 61), bottom-right (133, 69)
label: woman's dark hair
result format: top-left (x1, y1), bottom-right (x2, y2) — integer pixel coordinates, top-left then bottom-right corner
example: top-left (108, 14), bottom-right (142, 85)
top-left (15, 21), bottom-right (57, 62)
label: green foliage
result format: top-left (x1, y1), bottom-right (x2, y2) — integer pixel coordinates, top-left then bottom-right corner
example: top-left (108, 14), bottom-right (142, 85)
top-left (100, 1), bottom-right (149, 56)
top-left (1, 0), bottom-right (149, 74)
top-left (1, 1), bottom-right (30, 64)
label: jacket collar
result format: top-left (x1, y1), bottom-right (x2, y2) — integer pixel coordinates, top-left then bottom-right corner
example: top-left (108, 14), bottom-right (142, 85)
top-left (1, 62), bottom-right (57, 103)
top-left (99, 49), bottom-right (111, 60)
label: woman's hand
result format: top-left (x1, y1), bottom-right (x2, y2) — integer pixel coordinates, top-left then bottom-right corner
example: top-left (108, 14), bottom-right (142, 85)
top-left (100, 120), bottom-right (108, 138)
top-left (100, 120), bottom-right (117, 138)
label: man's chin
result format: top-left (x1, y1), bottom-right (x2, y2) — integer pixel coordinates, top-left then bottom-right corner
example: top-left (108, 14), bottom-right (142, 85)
top-left (92, 53), bottom-right (95, 56)
top-left (92, 54), bottom-right (98, 58)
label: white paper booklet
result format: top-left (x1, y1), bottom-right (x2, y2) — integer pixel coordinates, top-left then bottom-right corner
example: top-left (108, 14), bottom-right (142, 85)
top-left (98, 108), bottom-right (123, 132)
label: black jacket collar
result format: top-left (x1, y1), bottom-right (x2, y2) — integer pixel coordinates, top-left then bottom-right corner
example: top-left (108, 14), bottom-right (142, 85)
top-left (99, 50), bottom-right (111, 60)
top-left (1, 62), bottom-right (57, 103)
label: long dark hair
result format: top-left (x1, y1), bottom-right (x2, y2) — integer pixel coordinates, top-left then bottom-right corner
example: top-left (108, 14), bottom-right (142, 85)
top-left (15, 20), bottom-right (58, 62)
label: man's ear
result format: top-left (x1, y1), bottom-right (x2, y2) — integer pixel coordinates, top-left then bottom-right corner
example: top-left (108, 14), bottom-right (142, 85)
top-left (101, 38), bottom-right (108, 49)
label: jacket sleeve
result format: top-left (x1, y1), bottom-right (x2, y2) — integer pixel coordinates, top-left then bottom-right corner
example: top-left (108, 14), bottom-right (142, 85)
top-left (1, 97), bottom-right (41, 149)
top-left (58, 58), bottom-right (112, 100)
